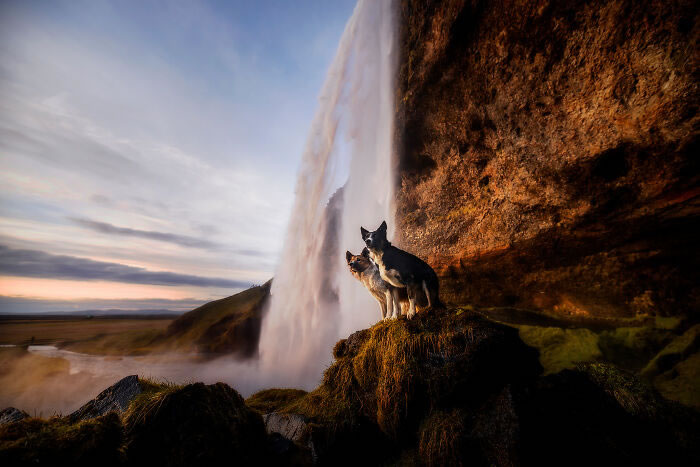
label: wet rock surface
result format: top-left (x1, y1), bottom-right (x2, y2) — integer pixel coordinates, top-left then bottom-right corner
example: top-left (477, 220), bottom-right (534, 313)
top-left (395, 0), bottom-right (699, 321)
top-left (69, 375), bottom-right (141, 422)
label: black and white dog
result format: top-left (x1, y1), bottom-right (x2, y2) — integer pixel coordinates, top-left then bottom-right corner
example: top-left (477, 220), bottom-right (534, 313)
top-left (361, 221), bottom-right (441, 318)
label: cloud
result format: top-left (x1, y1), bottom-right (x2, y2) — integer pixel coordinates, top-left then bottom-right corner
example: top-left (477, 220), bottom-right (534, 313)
top-left (70, 217), bottom-right (220, 250)
top-left (0, 244), bottom-right (250, 288)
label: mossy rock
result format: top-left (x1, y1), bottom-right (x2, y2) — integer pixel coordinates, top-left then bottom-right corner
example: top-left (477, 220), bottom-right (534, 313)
top-left (280, 309), bottom-right (542, 464)
top-left (0, 413), bottom-right (123, 467)
top-left (246, 388), bottom-right (308, 414)
top-left (642, 324), bottom-right (700, 408)
top-left (517, 325), bottom-right (602, 374)
top-left (511, 364), bottom-right (700, 465)
top-left (123, 382), bottom-right (267, 466)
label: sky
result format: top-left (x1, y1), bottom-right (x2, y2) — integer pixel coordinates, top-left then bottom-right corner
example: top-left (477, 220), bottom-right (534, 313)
top-left (0, 0), bottom-right (357, 313)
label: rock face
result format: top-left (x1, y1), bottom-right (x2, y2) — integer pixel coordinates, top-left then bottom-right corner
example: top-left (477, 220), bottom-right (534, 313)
top-left (69, 375), bottom-right (141, 422)
top-left (263, 413), bottom-right (317, 463)
top-left (395, 0), bottom-right (699, 320)
top-left (0, 408), bottom-right (27, 426)
top-left (264, 413), bottom-right (310, 444)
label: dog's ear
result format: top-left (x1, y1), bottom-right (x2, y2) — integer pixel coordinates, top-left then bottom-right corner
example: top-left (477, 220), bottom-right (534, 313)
top-left (361, 247), bottom-right (370, 258)
top-left (379, 220), bottom-right (387, 232)
top-left (360, 227), bottom-right (369, 239)
top-left (345, 251), bottom-right (353, 263)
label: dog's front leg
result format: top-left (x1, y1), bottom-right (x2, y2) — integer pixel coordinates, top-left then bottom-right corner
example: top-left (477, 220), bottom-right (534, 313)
top-left (391, 287), bottom-right (402, 317)
top-left (384, 290), bottom-right (395, 319)
top-left (406, 284), bottom-right (417, 319)
top-left (378, 297), bottom-right (387, 321)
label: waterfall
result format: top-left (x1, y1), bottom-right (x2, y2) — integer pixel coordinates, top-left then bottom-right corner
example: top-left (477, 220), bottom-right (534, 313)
top-left (258, 0), bottom-right (397, 389)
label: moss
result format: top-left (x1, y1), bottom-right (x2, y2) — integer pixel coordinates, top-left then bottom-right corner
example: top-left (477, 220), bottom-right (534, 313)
top-left (642, 325), bottom-right (700, 407)
top-left (276, 310), bottom-right (540, 463)
top-left (597, 326), bottom-right (672, 371)
top-left (0, 413), bottom-right (124, 466)
top-left (245, 388), bottom-right (308, 414)
top-left (517, 325), bottom-right (602, 374)
top-left (123, 382), bottom-right (267, 466)
top-left (653, 352), bottom-right (700, 408)
top-left (418, 409), bottom-right (467, 467)
top-left (579, 363), bottom-right (664, 418)
top-left (642, 324), bottom-right (700, 377)
top-left (653, 315), bottom-right (683, 330)
top-left (123, 379), bottom-right (182, 425)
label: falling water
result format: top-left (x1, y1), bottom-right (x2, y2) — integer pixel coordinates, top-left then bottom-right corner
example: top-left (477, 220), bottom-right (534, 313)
top-left (258, 0), bottom-right (398, 389)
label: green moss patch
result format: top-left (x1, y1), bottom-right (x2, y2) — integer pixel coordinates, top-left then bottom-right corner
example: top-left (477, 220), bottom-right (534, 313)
top-left (517, 325), bottom-right (601, 374)
top-left (245, 388), bottom-right (308, 414)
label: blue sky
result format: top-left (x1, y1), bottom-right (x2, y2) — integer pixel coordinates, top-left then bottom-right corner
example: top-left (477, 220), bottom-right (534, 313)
top-left (0, 0), bottom-right (357, 312)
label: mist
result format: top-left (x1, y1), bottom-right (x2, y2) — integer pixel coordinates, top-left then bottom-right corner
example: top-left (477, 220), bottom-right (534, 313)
top-left (258, 0), bottom-right (398, 389)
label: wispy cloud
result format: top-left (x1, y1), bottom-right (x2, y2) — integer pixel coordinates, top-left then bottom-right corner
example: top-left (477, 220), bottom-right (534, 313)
top-left (0, 0), bottom-right (356, 303)
top-left (70, 217), bottom-right (220, 249)
top-left (0, 245), bottom-right (249, 288)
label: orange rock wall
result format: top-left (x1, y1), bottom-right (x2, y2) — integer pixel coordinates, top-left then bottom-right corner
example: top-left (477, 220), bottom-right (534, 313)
top-left (395, 0), bottom-right (699, 318)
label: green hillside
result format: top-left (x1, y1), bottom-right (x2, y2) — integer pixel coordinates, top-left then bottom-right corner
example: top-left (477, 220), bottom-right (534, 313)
top-left (163, 280), bottom-right (272, 357)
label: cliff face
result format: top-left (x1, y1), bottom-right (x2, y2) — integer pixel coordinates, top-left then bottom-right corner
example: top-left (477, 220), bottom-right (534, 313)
top-left (395, 0), bottom-right (699, 319)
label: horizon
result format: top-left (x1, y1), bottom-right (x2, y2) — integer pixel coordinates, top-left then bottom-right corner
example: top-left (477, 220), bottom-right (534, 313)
top-left (0, 0), bottom-right (357, 313)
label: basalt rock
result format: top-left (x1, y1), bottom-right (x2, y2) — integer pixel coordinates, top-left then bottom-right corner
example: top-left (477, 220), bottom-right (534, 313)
top-left (395, 0), bottom-right (699, 321)
top-left (0, 408), bottom-right (28, 426)
top-left (69, 375), bottom-right (141, 422)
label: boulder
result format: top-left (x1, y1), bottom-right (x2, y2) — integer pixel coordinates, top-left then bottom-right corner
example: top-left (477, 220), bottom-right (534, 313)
top-left (264, 412), bottom-right (310, 444)
top-left (0, 413), bottom-right (124, 467)
top-left (69, 375), bottom-right (141, 422)
top-left (0, 408), bottom-right (28, 426)
top-left (123, 382), bottom-right (268, 466)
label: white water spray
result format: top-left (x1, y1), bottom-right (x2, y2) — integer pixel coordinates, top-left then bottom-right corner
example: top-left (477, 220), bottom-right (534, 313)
top-left (258, 0), bottom-right (398, 389)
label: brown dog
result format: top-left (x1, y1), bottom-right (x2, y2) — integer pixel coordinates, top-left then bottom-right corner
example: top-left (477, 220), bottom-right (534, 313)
top-left (346, 248), bottom-right (408, 320)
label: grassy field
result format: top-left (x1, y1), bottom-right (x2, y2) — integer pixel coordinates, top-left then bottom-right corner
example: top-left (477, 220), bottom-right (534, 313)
top-left (0, 317), bottom-right (174, 354)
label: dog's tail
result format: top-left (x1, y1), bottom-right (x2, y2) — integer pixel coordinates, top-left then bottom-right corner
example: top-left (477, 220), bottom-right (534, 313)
top-left (423, 269), bottom-right (444, 309)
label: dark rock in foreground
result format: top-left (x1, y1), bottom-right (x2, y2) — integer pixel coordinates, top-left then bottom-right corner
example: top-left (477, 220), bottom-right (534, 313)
top-left (0, 413), bottom-right (123, 467)
top-left (0, 408), bottom-right (28, 426)
top-left (69, 375), bottom-right (141, 422)
top-left (124, 382), bottom-right (268, 466)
